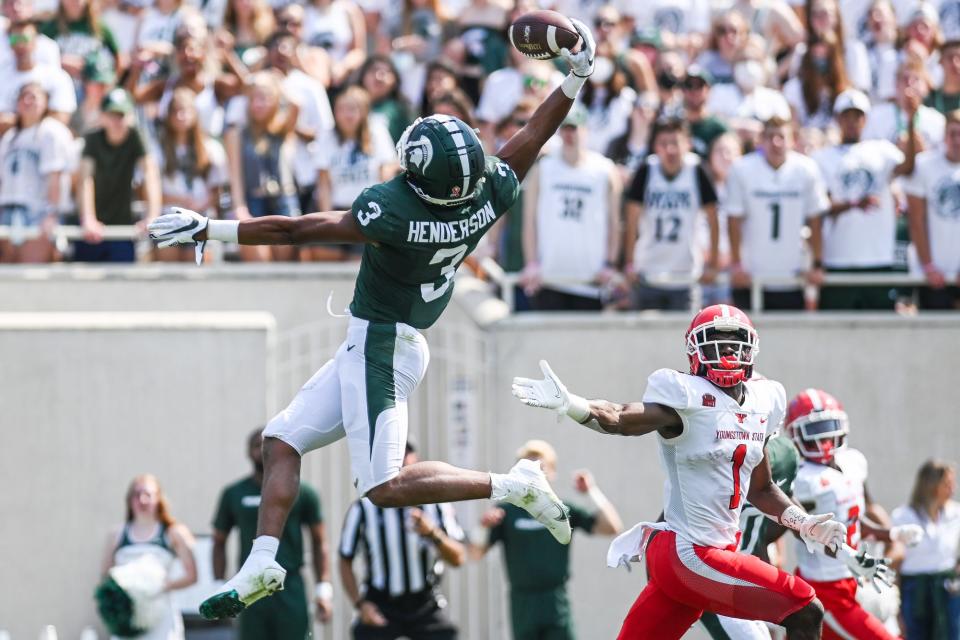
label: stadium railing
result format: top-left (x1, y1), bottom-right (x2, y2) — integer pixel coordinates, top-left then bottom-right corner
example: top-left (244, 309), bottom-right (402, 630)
top-left (479, 258), bottom-right (929, 313)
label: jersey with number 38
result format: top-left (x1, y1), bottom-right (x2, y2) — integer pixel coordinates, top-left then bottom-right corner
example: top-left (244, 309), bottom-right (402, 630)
top-left (349, 156), bottom-right (520, 329)
top-left (644, 369), bottom-right (786, 548)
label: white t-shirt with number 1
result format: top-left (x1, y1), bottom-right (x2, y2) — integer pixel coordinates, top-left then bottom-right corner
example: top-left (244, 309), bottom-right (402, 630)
top-left (725, 151), bottom-right (830, 282)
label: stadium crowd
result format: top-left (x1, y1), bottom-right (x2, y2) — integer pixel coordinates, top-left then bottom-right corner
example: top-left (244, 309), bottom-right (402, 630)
top-left (0, 0), bottom-right (959, 312)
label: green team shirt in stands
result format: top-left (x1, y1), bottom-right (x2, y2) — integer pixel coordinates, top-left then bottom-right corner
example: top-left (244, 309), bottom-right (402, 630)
top-left (212, 476), bottom-right (323, 573)
top-left (349, 155), bottom-right (521, 329)
top-left (738, 435), bottom-right (800, 556)
top-left (488, 502), bottom-right (596, 592)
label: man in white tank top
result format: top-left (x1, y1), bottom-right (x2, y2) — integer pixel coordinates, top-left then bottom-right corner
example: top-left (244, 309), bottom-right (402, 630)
top-left (786, 388), bottom-right (923, 640)
top-left (520, 104), bottom-right (623, 310)
top-left (624, 117), bottom-right (719, 310)
top-left (511, 304), bottom-right (892, 639)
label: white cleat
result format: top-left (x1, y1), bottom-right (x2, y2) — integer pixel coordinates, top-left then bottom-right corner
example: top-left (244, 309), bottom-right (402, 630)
top-left (503, 458), bottom-right (572, 544)
top-left (199, 555), bottom-right (286, 620)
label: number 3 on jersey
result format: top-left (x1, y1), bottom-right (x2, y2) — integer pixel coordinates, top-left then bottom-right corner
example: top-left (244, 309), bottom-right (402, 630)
top-left (421, 244), bottom-right (468, 302)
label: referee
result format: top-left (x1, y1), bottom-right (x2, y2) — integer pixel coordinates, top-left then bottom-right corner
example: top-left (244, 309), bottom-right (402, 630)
top-left (339, 441), bottom-right (466, 640)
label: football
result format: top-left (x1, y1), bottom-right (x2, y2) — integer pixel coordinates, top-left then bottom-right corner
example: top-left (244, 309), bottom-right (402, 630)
top-left (508, 10), bottom-right (582, 60)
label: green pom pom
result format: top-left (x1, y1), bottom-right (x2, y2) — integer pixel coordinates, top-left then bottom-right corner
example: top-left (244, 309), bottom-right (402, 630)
top-left (94, 577), bottom-right (147, 637)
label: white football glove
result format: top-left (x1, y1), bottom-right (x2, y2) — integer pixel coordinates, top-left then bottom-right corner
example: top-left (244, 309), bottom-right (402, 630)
top-left (147, 207), bottom-right (208, 264)
top-left (512, 360), bottom-right (572, 416)
top-left (560, 18), bottom-right (596, 78)
top-left (890, 524), bottom-right (924, 547)
top-left (798, 512), bottom-right (847, 554)
top-left (838, 544), bottom-right (896, 593)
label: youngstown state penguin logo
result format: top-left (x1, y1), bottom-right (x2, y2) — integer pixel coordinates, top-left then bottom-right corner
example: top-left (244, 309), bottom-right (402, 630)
top-left (935, 178), bottom-right (960, 220)
top-left (407, 135), bottom-right (434, 172)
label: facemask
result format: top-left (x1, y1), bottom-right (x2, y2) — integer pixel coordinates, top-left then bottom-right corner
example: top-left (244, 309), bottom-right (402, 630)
top-left (812, 56), bottom-right (830, 73)
top-left (734, 60), bottom-right (765, 92)
top-left (657, 70), bottom-right (681, 90)
top-left (591, 56), bottom-right (614, 85)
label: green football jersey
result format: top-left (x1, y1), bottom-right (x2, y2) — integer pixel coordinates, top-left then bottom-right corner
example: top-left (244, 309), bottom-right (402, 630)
top-left (349, 156), bottom-right (520, 329)
top-left (738, 435), bottom-right (801, 557)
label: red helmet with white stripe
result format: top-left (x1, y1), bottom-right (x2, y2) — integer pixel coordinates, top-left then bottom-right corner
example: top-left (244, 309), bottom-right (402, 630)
top-left (685, 304), bottom-right (759, 387)
top-left (786, 389), bottom-right (849, 464)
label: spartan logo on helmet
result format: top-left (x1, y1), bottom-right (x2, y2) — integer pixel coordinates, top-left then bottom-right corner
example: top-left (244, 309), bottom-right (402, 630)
top-left (935, 178), bottom-right (960, 220)
top-left (399, 114), bottom-right (486, 208)
top-left (406, 135), bottom-right (434, 171)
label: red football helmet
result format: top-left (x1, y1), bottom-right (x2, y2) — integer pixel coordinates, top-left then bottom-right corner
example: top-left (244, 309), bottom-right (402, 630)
top-left (685, 304), bottom-right (759, 387)
top-left (786, 389), bottom-right (849, 464)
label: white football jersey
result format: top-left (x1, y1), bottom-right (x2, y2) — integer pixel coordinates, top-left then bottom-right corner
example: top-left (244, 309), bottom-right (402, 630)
top-left (903, 150), bottom-right (960, 278)
top-left (813, 141), bottom-right (904, 268)
top-left (725, 151), bottom-right (830, 282)
top-left (643, 369), bottom-right (787, 548)
top-left (628, 153), bottom-right (717, 278)
top-left (535, 151), bottom-right (614, 283)
top-left (793, 448), bottom-right (869, 582)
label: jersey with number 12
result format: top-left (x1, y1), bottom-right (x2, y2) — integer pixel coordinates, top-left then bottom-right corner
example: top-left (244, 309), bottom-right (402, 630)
top-left (643, 369), bottom-right (787, 548)
top-left (349, 156), bottom-right (520, 329)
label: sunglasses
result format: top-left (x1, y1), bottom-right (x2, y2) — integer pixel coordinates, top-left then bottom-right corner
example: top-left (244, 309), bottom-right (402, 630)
top-left (510, 118), bottom-right (529, 127)
top-left (278, 17), bottom-right (301, 26)
top-left (524, 76), bottom-right (548, 89)
top-left (715, 25), bottom-right (740, 36)
top-left (8, 33), bottom-right (32, 45)
top-left (682, 80), bottom-right (707, 90)
top-left (595, 19), bottom-right (616, 29)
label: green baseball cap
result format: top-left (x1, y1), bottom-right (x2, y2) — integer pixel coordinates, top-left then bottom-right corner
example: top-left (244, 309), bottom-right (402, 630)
top-left (561, 103), bottom-right (588, 128)
top-left (101, 88), bottom-right (133, 115)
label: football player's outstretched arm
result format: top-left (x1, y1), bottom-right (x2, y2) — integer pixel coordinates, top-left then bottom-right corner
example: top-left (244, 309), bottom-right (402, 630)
top-left (148, 207), bottom-right (370, 260)
top-left (511, 360), bottom-right (683, 438)
top-left (497, 18), bottom-right (596, 182)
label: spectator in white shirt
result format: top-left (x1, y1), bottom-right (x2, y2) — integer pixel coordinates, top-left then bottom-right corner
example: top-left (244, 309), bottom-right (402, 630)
top-left (865, 57), bottom-right (945, 150)
top-left (706, 40), bottom-right (791, 139)
top-left (891, 460), bottom-right (960, 640)
top-left (726, 116), bottom-right (830, 310)
top-left (863, 0), bottom-right (899, 102)
top-left (905, 109), bottom-right (960, 310)
top-left (0, 0), bottom-right (60, 72)
top-left (812, 88), bottom-right (919, 310)
top-left (783, 32), bottom-right (849, 130)
top-left (581, 55), bottom-right (636, 155)
top-left (0, 20), bottom-right (75, 135)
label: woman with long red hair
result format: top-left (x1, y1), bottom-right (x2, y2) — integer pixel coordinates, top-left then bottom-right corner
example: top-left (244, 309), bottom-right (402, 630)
top-left (100, 474), bottom-right (197, 640)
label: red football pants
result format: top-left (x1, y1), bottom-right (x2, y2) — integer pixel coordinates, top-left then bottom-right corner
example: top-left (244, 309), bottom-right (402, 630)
top-left (618, 530), bottom-right (816, 640)
top-left (799, 573), bottom-right (900, 640)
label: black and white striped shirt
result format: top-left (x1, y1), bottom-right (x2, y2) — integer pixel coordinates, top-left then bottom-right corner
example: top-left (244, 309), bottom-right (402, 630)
top-left (339, 499), bottom-right (465, 597)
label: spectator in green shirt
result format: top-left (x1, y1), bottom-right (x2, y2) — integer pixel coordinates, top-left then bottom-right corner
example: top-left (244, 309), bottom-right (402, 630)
top-left (212, 427), bottom-right (333, 640)
top-left (473, 440), bottom-right (623, 640)
top-left (927, 40), bottom-right (960, 115)
top-left (681, 65), bottom-right (729, 157)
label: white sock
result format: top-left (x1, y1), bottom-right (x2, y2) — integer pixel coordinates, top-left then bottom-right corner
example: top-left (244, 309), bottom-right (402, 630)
top-left (489, 472), bottom-right (513, 501)
top-left (249, 535), bottom-right (279, 561)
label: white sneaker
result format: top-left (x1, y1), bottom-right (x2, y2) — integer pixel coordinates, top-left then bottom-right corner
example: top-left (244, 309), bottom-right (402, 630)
top-left (199, 554), bottom-right (286, 619)
top-left (502, 458), bottom-right (572, 544)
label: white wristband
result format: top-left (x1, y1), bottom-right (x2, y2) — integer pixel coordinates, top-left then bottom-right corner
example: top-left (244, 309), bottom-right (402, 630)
top-left (567, 393), bottom-right (591, 422)
top-left (315, 581), bottom-right (333, 600)
top-left (207, 219), bottom-right (239, 243)
top-left (778, 505), bottom-right (807, 531)
top-left (561, 73), bottom-right (587, 100)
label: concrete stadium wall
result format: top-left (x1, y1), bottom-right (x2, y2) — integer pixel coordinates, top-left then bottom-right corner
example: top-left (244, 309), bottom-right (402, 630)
top-left (0, 267), bottom-right (958, 640)
top-left (0, 312), bottom-right (274, 640)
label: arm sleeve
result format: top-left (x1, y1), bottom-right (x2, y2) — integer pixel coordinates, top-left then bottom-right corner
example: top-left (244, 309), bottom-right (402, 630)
top-left (211, 488), bottom-right (235, 533)
top-left (805, 161), bottom-right (830, 219)
top-left (350, 185), bottom-right (403, 243)
top-left (765, 380), bottom-right (787, 438)
top-left (902, 155), bottom-right (928, 198)
top-left (300, 484), bottom-right (323, 525)
top-left (338, 501), bottom-right (364, 559)
top-left (39, 126), bottom-right (67, 174)
top-left (724, 161), bottom-right (746, 217)
top-left (642, 369), bottom-right (692, 410)
top-left (695, 164), bottom-right (718, 206)
top-left (568, 503), bottom-right (598, 533)
top-left (488, 155), bottom-right (521, 213)
top-left (625, 163), bottom-right (649, 204)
